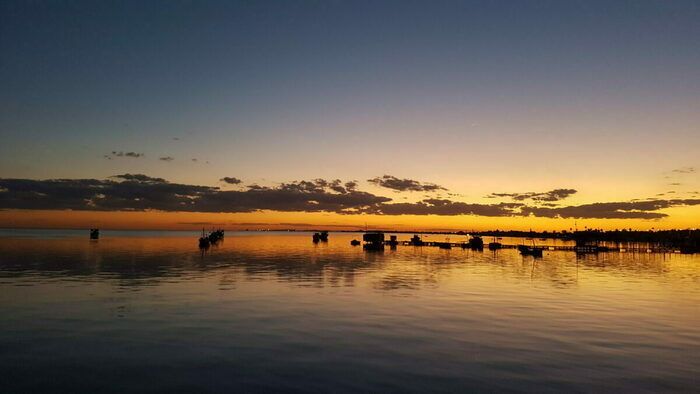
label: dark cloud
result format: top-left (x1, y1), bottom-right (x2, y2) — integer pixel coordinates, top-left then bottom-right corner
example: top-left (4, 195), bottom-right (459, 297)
top-left (221, 177), bottom-right (242, 185)
top-left (520, 199), bottom-right (700, 219)
top-left (159, 156), bottom-right (174, 162)
top-left (363, 199), bottom-right (523, 216)
top-left (368, 175), bottom-right (447, 192)
top-left (106, 151), bottom-right (144, 159)
top-left (1, 176), bottom-right (698, 220)
top-left (111, 174), bottom-right (166, 183)
top-left (671, 167), bottom-right (695, 174)
top-left (669, 182), bottom-right (681, 186)
top-left (0, 176), bottom-right (388, 214)
top-left (488, 188), bottom-right (577, 202)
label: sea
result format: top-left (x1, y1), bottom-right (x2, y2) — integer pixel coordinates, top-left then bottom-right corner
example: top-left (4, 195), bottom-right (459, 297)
top-left (1, 229), bottom-right (698, 393)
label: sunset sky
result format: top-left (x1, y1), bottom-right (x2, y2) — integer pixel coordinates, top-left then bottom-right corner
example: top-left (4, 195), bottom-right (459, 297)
top-left (1, 0), bottom-right (699, 231)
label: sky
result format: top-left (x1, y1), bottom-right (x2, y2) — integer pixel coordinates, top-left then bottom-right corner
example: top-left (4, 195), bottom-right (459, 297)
top-left (1, 0), bottom-right (699, 231)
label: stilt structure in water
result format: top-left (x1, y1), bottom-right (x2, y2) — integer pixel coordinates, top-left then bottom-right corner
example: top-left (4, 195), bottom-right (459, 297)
top-left (199, 228), bottom-right (224, 248)
top-left (468, 236), bottom-right (484, 250)
top-left (363, 232), bottom-right (385, 250)
top-left (410, 234), bottom-right (424, 246)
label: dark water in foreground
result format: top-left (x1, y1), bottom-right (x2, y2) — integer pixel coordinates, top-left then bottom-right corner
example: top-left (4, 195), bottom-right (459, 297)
top-left (0, 230), bottom-right (698, 393)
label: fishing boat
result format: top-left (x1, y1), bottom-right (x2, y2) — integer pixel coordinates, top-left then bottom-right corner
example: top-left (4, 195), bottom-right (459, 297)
top-left (199, 229), bottom-right (211, 248)
top-left (199, 228), bottom-right (224, 248)
top-left (519, 246), bottom-right (543, 257)
top-left (350, 239), bottom-right (361, 246)
top-left (488, 237), bottom-right (502, 250)
top-left (89, 228), bottom-right (99, 240)
top-left (437, 242), bottom-right (452, 250)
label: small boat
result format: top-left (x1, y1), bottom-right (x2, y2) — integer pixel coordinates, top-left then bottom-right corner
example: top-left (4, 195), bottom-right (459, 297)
top-left (198, 228), bottom-right (224, 248)
top-left (312, 233), bottom-right (321, 243)
top-left (437, 242), bottom-right (452, 250)
top-left (350, 239), bottom-right (361, 246)
top-left (198, 229), bottom-right (210, 248)
top-left (89, 228), bottom-right (99, 240)
top-left (319, 231), bottom-right (329, 242)
top-left (519, 245), bottom-right (544, 257)
top-left (199, 237), bottom-right (210, 248)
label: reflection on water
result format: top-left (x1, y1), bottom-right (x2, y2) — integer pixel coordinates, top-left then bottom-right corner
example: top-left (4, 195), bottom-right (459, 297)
top-left (1, 231), bottom-right (698, 392)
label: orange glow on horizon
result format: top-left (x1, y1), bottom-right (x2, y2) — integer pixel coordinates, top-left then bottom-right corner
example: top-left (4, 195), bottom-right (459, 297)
top-left (1, 207), bottom-right (698, 232)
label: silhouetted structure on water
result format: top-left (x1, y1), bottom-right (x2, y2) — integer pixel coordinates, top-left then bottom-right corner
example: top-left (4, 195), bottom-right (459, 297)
top-left (488, 237), bottom-right (502, 250)
top-left (363, 232), bottom-right (385, 250)
top-left (388, 235), bottom-right (399, 247)
top-left (518, 244), bottom-right (544, 257)
top-left (313, 231), bottom-right (329, 243)
top-left (89, 229), bottom-right (99, 240)
top-left (199, 228), bottom-right (225, 248)
top-left (410, 234), bottom-right (424, 246)
top-left (468, 236), bottom-right (484, 250)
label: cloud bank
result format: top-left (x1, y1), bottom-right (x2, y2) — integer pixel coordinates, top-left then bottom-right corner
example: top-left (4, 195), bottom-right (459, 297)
top-left (0, 175), bottom-right (698, 219)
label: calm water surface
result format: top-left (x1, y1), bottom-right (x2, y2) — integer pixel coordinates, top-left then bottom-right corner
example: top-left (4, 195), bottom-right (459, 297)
top-left (1, 230), bottom-right (698, 393)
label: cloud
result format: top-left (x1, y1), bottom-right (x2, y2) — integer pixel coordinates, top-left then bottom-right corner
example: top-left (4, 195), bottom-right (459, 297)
top-left (368, 175), bottom-right (447, 192)
top-left (1, 175), bottom-right (698, 220)
top-left (105, 151), bottom-right (144, 159)
top-left (159, 156), bottom-right (174, 162)
top-left (488, 188), bottom-right (577, 202)
top-left (0, 176), bottom-right (389, 214)
top-left (363, 199), bottom-right (523, 216)
top-left (221, 177), bottom-right (242, 185)
top-left (671, 166), bottom-right (695, 174)
top-left (111, 174), bottom-right (166, 183)
top-left (520, 199), bottom-right (700, 219)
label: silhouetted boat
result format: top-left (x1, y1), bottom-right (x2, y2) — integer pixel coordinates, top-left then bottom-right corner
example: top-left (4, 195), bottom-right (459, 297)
top-left (488, 237), bottom-right (502, 250)
top-left (319, 231), bottom-right (329, 242)
top-left (388, 235), bottom-right (399, 246)
top-left (519, 244), bottom-right (544, 257)
top-left (89, 228), bottom-right (99, 240)
top-left (199, 229), bottom-right (210, 248)
top-left (199, 228), bottom-right (224, 248)
top-left (350, 239), bottom-right (361, 246)
top-left (437, 242), bottom-right (452, 250)
top-left (312, 233), bottom-right (321, 243)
